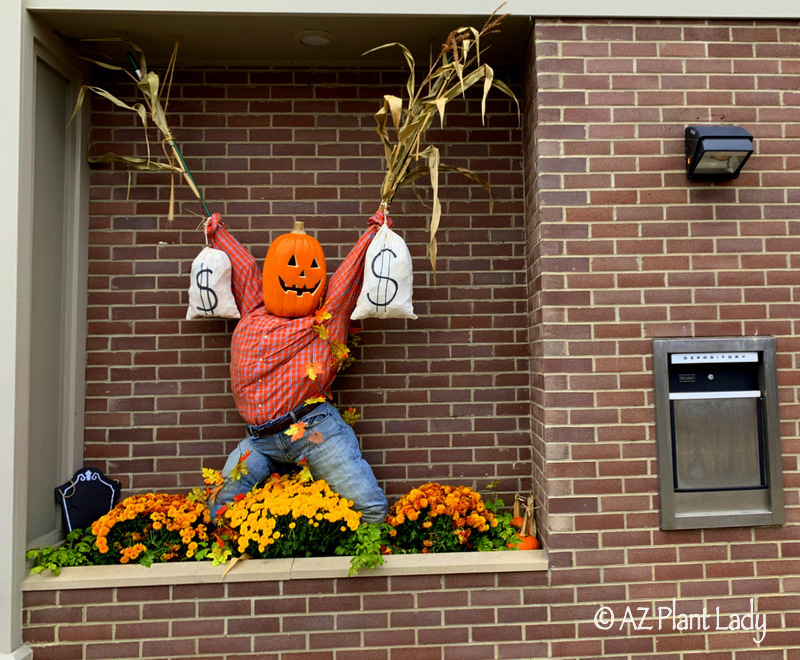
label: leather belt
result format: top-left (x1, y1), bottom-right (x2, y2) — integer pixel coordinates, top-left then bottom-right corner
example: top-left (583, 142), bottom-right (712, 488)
top-left (248, 401), bottom-right (324, 439)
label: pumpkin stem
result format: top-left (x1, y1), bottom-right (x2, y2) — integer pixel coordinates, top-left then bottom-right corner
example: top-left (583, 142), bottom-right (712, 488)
top-left (292, 221), bottom-right (306, 235)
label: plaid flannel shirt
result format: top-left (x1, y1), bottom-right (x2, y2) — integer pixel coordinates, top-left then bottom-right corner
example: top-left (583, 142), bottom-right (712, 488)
top-left (206, 210), bottom-right (390, 425)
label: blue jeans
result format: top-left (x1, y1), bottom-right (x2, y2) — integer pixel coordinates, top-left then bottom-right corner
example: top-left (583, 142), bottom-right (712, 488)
top-left (210, 402), bottom-right (388, 524)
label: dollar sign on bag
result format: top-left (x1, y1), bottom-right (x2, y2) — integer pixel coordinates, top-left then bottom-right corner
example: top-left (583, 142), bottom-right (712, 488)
top-left (196, 264), bottom-right (218, 313)
top-left (367, 248), bottom-right (398, 311)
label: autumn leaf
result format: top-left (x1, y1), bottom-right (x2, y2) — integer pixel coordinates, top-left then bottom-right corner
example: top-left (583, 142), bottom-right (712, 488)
top-left (313, 305), bottom-right (332, 325)
top-left (229, 455), bottom-right (249, 482)
top-left (202, 468), bottom-right (224, 486)
top-left (285, 421), bottom-right (307, 441)
top-left (329, 341), bottom-right (351, 372)
top-left (342, 407), bottom-right (361, 426)
top-left (297, 457), bottom-right (313, 482)
top-left (305, 395), bottom-right (327, 405)
top-left (308, 430), bottom-right (325, 444)
top-left (312, 323), bottom-right (329, 341)
top-left (187, 487), bottom-right (207, 503)
top-left (306, 362), bottom-right (324, 381)
top-left (207, 484), bottom-right (224, 503)
top-left (209, 544), bottom-right (232, 566)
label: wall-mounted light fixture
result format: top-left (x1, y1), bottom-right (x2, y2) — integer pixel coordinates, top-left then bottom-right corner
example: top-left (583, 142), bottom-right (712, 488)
top-left (685, 125), bottom-right (754, 181)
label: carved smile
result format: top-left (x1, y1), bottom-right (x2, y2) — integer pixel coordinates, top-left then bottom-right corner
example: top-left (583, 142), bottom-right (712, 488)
top-left (278, 276), bottom-right (321, 297)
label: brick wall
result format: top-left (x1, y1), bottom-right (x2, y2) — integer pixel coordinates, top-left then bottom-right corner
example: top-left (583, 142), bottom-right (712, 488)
top-left (528, 17), bottom-right (800, 657)
top-left (83, 66), bottom-right (529, 504)
top-left (23, 16), bottom-right (800, 660)
top-left (23, 572), bottom-right (550, 660)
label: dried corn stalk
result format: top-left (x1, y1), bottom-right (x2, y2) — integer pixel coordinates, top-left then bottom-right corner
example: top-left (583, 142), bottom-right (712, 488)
top-left (367, 8), bottom-right (519, 279)
top-left (70, 39), bottom-right (208, 220)
top-left (515, 492), bottom-right (537, 538)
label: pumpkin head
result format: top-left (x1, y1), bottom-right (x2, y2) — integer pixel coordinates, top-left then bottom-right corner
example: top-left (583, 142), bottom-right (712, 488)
top-left (262, 221), bottom-right (327, 318)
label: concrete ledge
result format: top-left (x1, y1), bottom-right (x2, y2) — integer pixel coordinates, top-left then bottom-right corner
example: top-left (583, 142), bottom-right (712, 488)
top-left (22, 549), bottom-right (548, 591)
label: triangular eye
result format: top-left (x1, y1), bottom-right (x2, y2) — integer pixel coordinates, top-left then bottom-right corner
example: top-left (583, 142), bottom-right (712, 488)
top-left (287, 255), bottom-right (297, 267)
top-left (311, 257), bottom-right (319, 268)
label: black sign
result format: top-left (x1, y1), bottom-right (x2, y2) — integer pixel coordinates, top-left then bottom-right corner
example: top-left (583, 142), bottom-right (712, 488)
top-left (55, 468), bottom-right (121, 532)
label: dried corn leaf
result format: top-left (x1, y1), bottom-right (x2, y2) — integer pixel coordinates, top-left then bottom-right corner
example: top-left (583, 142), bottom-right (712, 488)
top-left (421, 145), bottom-right (442, 282)
top-left (75, 56), bottom-right (126, 72)
top-left (374, 104), bottom-right (393, 163)
top-left (364, 42), bottom-right (416, 100)
top-left (397, 163), bottom-right (492, 210)
top-left (369, 7), bottom-right (517, 276)
top-left (87, 152), bottom-right (182, 172)
top-left (434, 97), bottom-right (448, 128)
top-left (75, 37), bottom-right (147, 79)
top-left (70, 39), bottom-right (210, 220)
top-left (384, 95), bottom-right (404, 132)
top-left (70, 85), bottom-right (147, 128)
top-left (481, 64), bottom-right (494, 123)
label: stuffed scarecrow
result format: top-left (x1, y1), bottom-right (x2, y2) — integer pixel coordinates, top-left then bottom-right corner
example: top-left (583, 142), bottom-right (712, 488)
top-left (205, 211), bottom-right (390, 524)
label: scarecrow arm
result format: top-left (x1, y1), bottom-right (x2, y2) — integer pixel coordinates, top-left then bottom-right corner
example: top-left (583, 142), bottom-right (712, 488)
top-left (323, 210), bottom-right (392, 344)
top-left (205, 214), bottom-right (264, 317)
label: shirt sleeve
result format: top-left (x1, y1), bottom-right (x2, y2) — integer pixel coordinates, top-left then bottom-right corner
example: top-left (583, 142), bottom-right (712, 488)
top-left (205, 214), bottom-right (264, 318)
top-left (324, 209), bottom-right (393, 344)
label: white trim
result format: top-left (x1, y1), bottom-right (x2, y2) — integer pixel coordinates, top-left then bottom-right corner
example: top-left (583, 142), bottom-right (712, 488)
top-left (669, 390), bottom-right (761, 400)
top-left (671, 352), bottom-right (758, 364)
top-left (25, 0), bottom-right (800, 18)
top-left (0, 646), bottom-right (32, 660)
top-left (23, 24), bottom-right (88, 552)
top-left (22, 550), bottom-right (549, 591)
top-left (0, 0), bottom-right (30, 655)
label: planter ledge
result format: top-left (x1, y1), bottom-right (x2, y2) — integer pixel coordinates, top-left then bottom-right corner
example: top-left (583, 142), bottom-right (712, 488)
top-left (22, 549), bottom-right (549, 590)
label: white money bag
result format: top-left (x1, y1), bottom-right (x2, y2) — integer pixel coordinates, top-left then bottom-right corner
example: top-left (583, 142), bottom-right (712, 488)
top-left (186, 246), bottom-right (241, 320)
top-left (351, 223), bottom-right (417, 320)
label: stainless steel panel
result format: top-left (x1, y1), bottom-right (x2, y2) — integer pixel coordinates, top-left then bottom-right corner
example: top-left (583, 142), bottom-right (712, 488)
top-left (675, 489), bottom-right (770, 517)
top-left (653, 336), bottom-right (784, 530)
top-left (672, 397), bottom-right (763, 490)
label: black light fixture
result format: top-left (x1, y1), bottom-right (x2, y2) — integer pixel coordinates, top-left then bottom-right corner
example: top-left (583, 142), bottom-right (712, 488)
top-left (685, 125), bottom-right (754, 181)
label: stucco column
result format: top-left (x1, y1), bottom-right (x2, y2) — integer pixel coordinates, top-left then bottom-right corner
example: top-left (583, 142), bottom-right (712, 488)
top-left (0, 1), bottom-right (32, 658)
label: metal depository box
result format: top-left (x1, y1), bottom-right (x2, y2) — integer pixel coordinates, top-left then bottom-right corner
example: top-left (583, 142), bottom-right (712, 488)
top-left (653, 337), bottom-right (784, 530)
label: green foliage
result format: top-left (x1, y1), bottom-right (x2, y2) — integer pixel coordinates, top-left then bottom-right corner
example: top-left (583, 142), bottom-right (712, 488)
top-left (393, 514), bottom-right (465, 554)
top-left (26, 528), bottom-right (102, 576)
top-left (472, 497), bottom-right (520, 551)
top-left (335, 522), bottom-right (392, 576)
top-left (384, 483), bottom-right (521, 554)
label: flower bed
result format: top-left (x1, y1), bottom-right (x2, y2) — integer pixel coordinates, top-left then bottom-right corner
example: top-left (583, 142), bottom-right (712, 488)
top-left (28, 467), bottom-right (537, 577)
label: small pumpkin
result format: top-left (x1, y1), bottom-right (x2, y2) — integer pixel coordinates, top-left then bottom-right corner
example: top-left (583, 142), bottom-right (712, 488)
top-left (508, 534), bottom-right (540, 551)
top-left (262, 221), bottom-right (327, 318)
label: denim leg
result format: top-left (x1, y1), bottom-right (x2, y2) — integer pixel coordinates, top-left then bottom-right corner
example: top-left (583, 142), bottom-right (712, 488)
top-left (210, 403), bottom-right (388, 525)
top-left (290, 403), bottom-right (389, 524)
top-left (209, 437), bottom-right (276, 520)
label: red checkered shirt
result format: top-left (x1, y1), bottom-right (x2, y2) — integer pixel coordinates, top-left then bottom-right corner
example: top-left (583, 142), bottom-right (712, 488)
top-left (206, 210), bottom-right (391, 425)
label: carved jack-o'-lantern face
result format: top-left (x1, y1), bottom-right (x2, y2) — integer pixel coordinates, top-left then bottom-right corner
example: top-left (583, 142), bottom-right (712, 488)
top-left (262, 221), bottom-right (327, 318)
